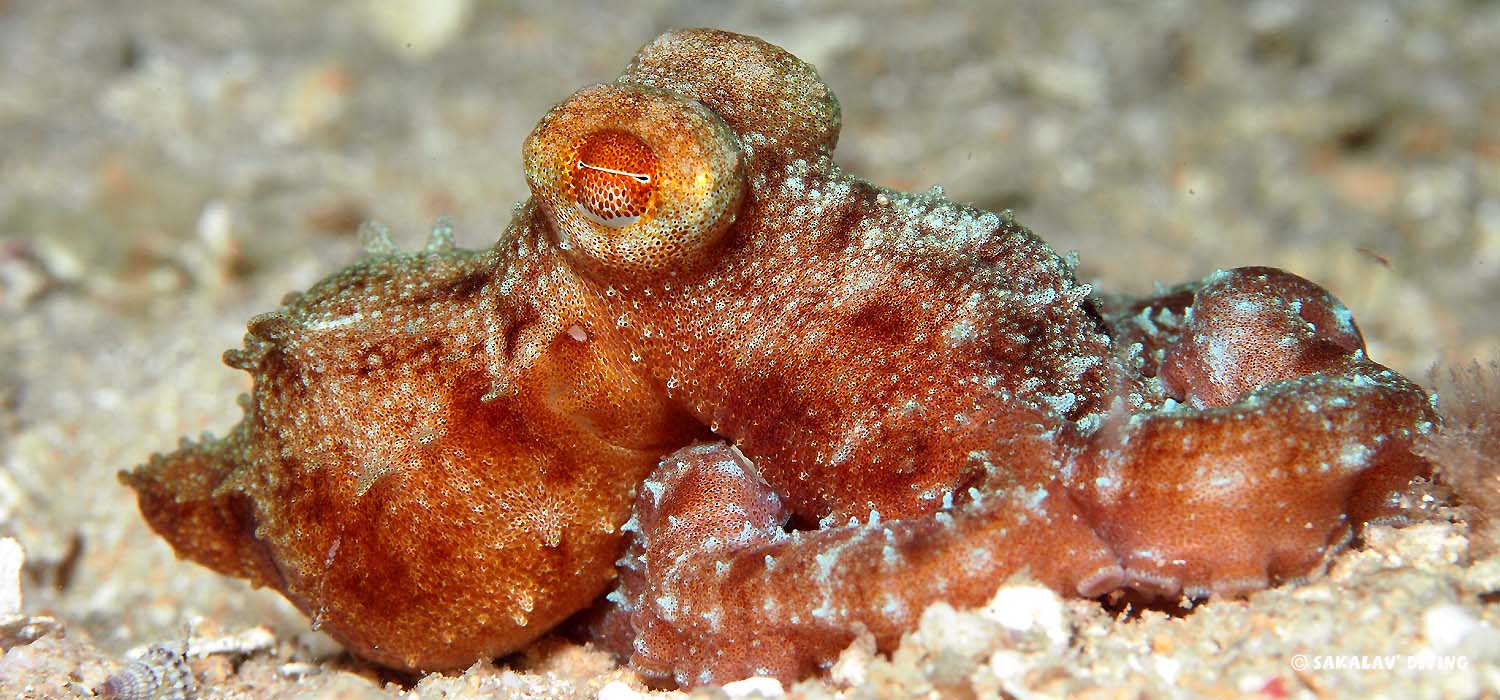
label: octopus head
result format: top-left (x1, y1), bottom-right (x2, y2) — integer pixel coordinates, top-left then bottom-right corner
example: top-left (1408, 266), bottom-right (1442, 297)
top-left (522, 29), bottom-right (841, 281)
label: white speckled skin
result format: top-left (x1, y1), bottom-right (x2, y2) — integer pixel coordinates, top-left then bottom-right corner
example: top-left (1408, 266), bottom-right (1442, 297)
top-left (125, 29), bottom-right (1436, 687)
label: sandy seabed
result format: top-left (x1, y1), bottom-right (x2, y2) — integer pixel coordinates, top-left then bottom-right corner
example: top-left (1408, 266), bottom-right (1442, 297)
top-left (2, 1), bottom-right (1499, 698)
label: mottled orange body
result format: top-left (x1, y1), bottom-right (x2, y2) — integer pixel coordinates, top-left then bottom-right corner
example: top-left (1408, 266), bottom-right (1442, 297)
top-left (124, 29), bottom-right (1435, 687)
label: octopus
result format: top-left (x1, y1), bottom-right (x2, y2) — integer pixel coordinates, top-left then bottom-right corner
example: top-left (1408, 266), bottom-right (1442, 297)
top-left (122, 29), bottom-right (1436, 687)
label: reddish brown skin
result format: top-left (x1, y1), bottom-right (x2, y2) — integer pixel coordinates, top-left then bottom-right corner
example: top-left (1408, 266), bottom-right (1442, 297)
top-left (122, 29), bottom-right (1436, 687)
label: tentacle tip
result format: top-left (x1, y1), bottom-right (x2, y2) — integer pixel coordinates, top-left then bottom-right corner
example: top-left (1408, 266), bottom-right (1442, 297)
top-left (1119, 569), bottom-right (1183, 600)
top-left (1076, 564), bottom-right (1126, 598)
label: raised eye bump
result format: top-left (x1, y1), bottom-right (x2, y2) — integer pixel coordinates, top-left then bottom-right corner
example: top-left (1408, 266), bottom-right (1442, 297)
top-left (523, 84), bottom-right (745, 277)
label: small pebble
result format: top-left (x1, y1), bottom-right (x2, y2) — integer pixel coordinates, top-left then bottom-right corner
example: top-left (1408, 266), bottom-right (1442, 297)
top-left (982, 584), bottom-right (1071, 649)
top-left (721, 676), bottom-right (785, 699)
top-left (0, 538), bottom-right (22, 618)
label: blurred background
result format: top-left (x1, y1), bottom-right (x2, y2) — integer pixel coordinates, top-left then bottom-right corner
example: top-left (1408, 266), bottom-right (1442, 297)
top-left (1, 0), bottom-right (1497, 669)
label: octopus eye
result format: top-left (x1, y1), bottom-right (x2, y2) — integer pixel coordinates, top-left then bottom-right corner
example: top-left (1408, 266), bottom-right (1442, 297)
top-left (568, 130), bottom-right (657, 228)
top-left (523, 85), bottom-right (744, 277)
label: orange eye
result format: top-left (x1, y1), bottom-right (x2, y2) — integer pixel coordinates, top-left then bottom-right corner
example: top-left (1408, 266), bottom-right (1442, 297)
top-left (523, 84), bottom-right (744, 277)
top-left (567, 130), bottom-right (658, 228)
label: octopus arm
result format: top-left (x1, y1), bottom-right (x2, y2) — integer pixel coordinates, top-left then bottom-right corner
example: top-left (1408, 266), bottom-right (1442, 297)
top-left (607, 441), bottom-right (1119, 686)
top-left (1075, 267), bottom-right (1435, 597)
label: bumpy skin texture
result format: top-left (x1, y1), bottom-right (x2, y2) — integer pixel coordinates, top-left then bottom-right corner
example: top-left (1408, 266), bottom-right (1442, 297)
top-left (124, 225), bottom-right (706, 671)
top-left (123, 30), bottom-right (1436, 686)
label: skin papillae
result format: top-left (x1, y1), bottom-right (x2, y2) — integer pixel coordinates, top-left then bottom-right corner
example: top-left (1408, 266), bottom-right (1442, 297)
top-left (121, 29), bottom-right (1436, 686)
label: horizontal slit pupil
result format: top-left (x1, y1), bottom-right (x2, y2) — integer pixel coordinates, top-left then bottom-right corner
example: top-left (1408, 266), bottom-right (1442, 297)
top-left (577, 160), bottom-right (651, 183)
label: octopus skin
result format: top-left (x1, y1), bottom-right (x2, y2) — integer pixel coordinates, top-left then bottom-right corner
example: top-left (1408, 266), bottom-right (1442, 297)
top-left (121, 29), bottom-right (1436, 686)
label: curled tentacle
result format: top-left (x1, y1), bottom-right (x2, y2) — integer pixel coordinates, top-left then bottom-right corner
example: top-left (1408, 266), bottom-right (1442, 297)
top-left (611, 440), bottom-right (1118, 687)
top-left (1075, 267), bottom-right (1435, 598)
